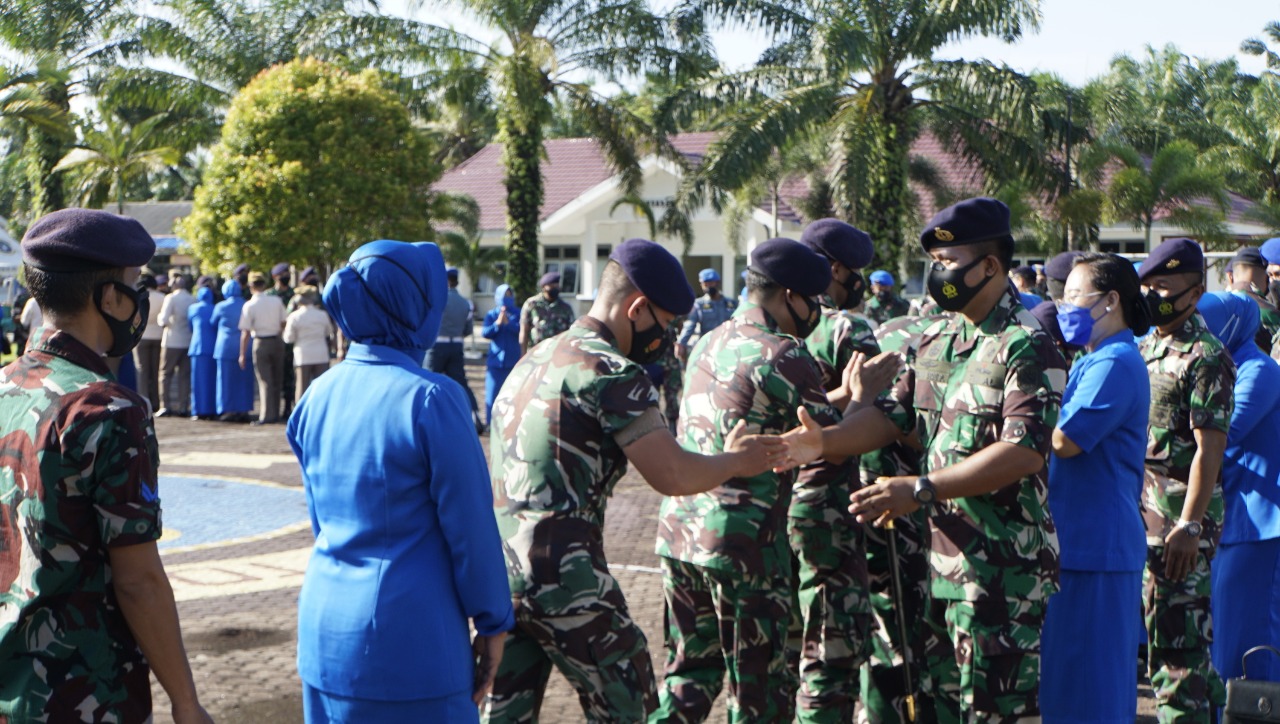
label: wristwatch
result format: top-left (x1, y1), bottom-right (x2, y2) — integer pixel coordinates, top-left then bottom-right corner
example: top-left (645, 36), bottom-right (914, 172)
top-left (913, 476), bottom-right (937, 513)
top-left (1175, 519), bottom-right (1203, 538)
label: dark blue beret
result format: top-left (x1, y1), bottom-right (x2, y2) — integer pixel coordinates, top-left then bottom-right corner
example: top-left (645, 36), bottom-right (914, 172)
top-left (1261, 238), bottom-right (1280, 266)
top-left (445, 267), bottom-right (459, 280)
top-left (750, 238), bottom-right (831, 297)
top-left (610, 238), bottom-right (696, 315)
top-left (539, 272), bottom-right (561, 287)
top-left (21, 208), bottom-right (155, 273)
top-left (1229, 246), bottom-right (1266, 269)
top-left (300, 266), bottom-right (319, 283)
top-left (920, 197), bottom-right (1012, 251)
top-left (233, 263), bottom-right (250, 277)
top-left (271, 262), bottom-right (290, 276)
top-left (1030, 301), bottom-right (1065, 345)
top-left (801, 219), bottom-right (874, 270)
top-left (1139, 237), bottom-right (1204, 280)
top-left (139, 273), bottom-right (157, 290)
top-left (1045, 251), bottom-right (1084, 282)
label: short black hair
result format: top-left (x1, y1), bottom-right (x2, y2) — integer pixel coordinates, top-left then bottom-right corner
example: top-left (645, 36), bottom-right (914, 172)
top-left (23, 263), bottom-right (124, 317)
top-left (974, 237), bottom-right (1015, 272)
top-left (597, 260), bottom-right (638, 305)
top-left (1010, 266), bottom-right (1036, 286)
top-left (745, 269), bottom-right (782, 299)
top-left (1073, 252), bottom-right (1151, 336)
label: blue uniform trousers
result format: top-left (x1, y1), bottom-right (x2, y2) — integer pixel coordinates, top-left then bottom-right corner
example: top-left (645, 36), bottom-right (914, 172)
top-left (1212, 537), bottom-right (1280, 682)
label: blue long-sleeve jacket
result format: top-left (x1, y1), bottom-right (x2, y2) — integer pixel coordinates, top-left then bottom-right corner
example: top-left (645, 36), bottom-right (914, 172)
top-left (211, 279), bottom-right (247, 361)
top-left (482, 290), bottom-right (521, 370)
top-left (187, 286), bottom-right (216, 357)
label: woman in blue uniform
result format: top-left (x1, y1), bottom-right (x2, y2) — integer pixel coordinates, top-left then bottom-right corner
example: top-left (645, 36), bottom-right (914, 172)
top-left (1042, 253), bottom-right (1152, 723)
top-left (211, 279), bottom-right (254, 421)
top-left (1198, 292), bottom-right (1280, 683)
top-left (286, 240), bottom-right (514, 723)
top-left (187, 284), bottom-right (217, 419)
top-left (481, 283), bottom-right (520, 425)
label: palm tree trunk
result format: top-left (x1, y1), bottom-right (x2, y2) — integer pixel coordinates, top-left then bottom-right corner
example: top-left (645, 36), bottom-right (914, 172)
top-left (116, 168), bottom-right (125, 213)
top-left (501, 113), bottom-right (544, 300)
top-left (26, 81), bottom-right (69, 217)
top-left (862, 115), bottom-right (911, 268)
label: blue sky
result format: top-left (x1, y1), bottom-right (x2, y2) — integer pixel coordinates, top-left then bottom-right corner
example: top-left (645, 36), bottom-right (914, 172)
top-left (391, 0), bottom-right (1274, 86)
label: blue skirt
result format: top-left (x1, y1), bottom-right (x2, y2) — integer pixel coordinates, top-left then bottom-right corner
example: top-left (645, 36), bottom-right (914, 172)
top-left (1041, 569), bottom-right (1143, 724)
top-left (190, 355), bottom-right (216, 416)
top-left (215, 356), bottom-right (255, 415)
top-left (303, 683), bottom-right (477, 724)
top-left (1212, 537), bottom-right (1280, 681)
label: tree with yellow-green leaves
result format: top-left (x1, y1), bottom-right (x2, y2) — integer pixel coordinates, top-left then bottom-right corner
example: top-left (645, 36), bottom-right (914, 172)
top-left (179, 58), bottom-right (442, 273)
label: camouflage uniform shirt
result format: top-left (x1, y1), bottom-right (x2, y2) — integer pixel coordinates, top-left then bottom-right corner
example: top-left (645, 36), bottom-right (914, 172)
top-left (656, 303), bottom-right (839, 577)
top-left (520, 294), bottom-right (576, 348)
top-left (792, 301), bottom-right (880, 521)
top-left (865, 293), bottom-right (912, 326)
top-left (875, 290), bottom-right (1066, 602)
top-left (0, 327), bottom-right (163, 723)
top-left (1139, 312), bottom-right (1235, 549)
top-left (491, 317), bottom-right (661, 615)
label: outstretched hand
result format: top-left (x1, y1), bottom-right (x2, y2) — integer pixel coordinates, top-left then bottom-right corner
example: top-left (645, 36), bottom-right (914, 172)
top-left (724, 419), bottom-right (791, 476)
top-left (777, 407), bottom-right (825, 471)
top-left (841, 350), bottom-right (902, 409)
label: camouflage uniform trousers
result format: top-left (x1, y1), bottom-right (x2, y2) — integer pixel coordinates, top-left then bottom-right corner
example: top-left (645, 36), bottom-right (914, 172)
top-left (925, 597), bottom-right (1046, 724)
top-left (1143, 546), bottom-right (1227, 724)
top-left (483, 597), bottom-right (657, 723)
top-left (785, 514), bottom-right (875, 724)
top-left (651, 557), bottom-right (794, 723)
top-left (858, 508), bottom-right (936, 724)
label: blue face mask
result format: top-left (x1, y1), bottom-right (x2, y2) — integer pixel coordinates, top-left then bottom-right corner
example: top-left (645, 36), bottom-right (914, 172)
top-left (1055, 294), bottom-right (1107, 347)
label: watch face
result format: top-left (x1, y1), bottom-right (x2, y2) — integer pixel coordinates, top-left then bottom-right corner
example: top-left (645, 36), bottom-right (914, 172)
top-left (1184, 522), bottom-right (1202, 537)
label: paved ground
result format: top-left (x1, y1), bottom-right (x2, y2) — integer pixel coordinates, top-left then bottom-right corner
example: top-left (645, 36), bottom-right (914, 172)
top-left (147, 358), bottom-right (1160, 723)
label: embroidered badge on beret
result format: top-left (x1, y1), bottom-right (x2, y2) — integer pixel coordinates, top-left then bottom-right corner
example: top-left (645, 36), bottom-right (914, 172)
top-left (934, 228), bottom-right (954, 242)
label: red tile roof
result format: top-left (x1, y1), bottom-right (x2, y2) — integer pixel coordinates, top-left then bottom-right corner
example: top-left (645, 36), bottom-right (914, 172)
top-left (436, 131), bottom-right (1257, 233)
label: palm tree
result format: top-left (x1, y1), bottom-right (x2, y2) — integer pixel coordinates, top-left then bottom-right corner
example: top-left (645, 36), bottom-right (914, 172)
top-left (1242, 21), bottom-right (1280, 75)
top-left (0, 0), bottom-right (128, 218)
top-left (0, 56), bottom-right (67, 134)
top-left (1106, 139), bottom-right (1230, 246)
top-left (668, 0), bottom-right (1044, 264)
top-left (53, 112), bottom-right (181, 213)
top-left (1207, 73), bottom-right (1280, 205)
top-left (325, 0), bottom-right (679, 297)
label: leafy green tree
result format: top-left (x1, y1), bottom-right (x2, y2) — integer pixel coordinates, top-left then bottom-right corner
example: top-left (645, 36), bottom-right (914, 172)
top-left (669, 0), bottom-right (1044, 265)
top-left (0, 0), bottom-right (127, 219)
top-left (53, 112), bottom-right (181, 212)
top-left (1207, 74), bottom-right (1280, 205)
top-left (178, 59), bottom-right (442, 273)
top-left (1107, 139), bottom-right (1229, 246)
top-left (1242, 21), bottom-right (1280, 74)
top-left (329, 0), bottom-right (677, 297)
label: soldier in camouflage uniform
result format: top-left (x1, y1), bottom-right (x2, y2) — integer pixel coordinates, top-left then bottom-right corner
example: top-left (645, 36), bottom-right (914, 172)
top-left (858, 314), bottom-right (943, 724)
top-left (866, 271), bottom-right (912, 325)
top-left (1137, 238), bottom-right (1235, 723)
top-left (485, 239), bottom-right (788, 724)
top-left (784, 219), bottom-right (880, 723)
top-left (0, 209), bottom-right (209, 723)
top-left (519, 271), bottom-right (576, 353)
top-left (1223, 246), bottom-right (1280, 353)
top-left (801, 198), bottom-right (1067, 723)
top-left (659, 314), bottom-right (686, 433)
top-left (654, 238), bottom-right (847, 723)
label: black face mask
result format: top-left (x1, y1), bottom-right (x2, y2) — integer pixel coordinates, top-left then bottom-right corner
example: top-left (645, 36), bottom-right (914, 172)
top-left (839, 271), bottom-right (866, 310)
top-left (545, 287), bottom-right (560, 302)
top-left (277, 275), bottom-right (291, 286)
top-left (706, 285), bottom-right (720, 298)
top-left (787, 293), bottom-right (820, 339)
top-left (95, 281), bottom-right (149, 357)
top-left (927, 255), bottom-right (994, 312)
top-left (628, 304), bottom-right (669, 365)
top-left (1145, 285), bottom-right (1197, 327)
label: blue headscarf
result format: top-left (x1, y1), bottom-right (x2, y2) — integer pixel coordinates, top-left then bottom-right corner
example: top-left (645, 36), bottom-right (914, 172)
top-left (196, 285), bottom-right (215, 305)
top-left (221, 278), bottom-right (241, 301)
top-left (323, 240), bottom-right (447, 353)
top-left (495, 283), bottom-right (518, 313)
top-left (1198, 291), bottom-right (1261, 363)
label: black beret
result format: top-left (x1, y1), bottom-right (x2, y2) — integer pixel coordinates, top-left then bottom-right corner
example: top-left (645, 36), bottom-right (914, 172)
top-left (800, 219), bottom-right (874, 270)
top-left (138, 273), bottom-right (158, 290)
top-left (300, 266), bottom-right (319, 283)
top-left (609, 238), bottom-right (696, 315)
top-left (1045, 251), bottom-right (1084, 282)
top-left (539, 272), bottom-right (561, 287)
top-left (749, 238), bottom-right (832, 297)
top-left (271, 262), bottom-right (290, 277)
top-left (1139, 237), bottom-right (1204, 280)
top-left (920, 197), bottom-right (1012, 251)
top-left (21, 208), bottom-right (155, 273)
top-left (233, 263), bottom-right (250, 277)
top-left (1229, 247), bottom-right (1266, 270)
